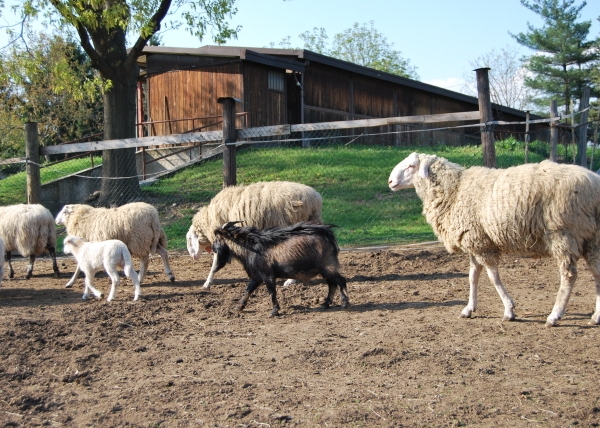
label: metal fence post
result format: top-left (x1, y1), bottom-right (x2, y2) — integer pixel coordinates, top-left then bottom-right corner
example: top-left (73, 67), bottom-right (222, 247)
top-left (218, 97), bottom-right (241, 187)
top-left (577, 86), bottom-right (590, 168)
top-left (25, 122), bottom-right (41, 204)
top-left (475, 68), bottom-right (496, 168)
top-left (550, 100), bottom-right (558, 162)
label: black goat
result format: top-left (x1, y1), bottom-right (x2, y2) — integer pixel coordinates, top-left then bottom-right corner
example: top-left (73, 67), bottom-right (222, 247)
top-left (212, 221), bottom-right (350, 317)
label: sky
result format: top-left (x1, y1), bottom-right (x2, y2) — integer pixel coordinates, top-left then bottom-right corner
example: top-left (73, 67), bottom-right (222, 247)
top-left (1, 0), bottom-right (600, 94)
top-left (158, 0), bottom-right (600, 93)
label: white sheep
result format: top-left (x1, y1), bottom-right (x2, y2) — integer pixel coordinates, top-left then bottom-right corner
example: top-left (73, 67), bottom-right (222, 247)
top-left (63, 236), bottom-right (141, 301)
top-left (388, 152), bottom-right (600, 327)
top-left (0, 237), bottom-right (4, 287)
top-left (55, 202), bottom-right (174, 288)
top-left (186, 181), bottom-right (323, 289)
top-left (0, 204), bottom-right (60, 279)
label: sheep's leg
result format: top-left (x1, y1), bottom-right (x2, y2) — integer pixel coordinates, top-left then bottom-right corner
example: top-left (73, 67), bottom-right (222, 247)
top-left (585, 257), bottom-right (600, 325)
top-left (321, 280), bottom-right (337, 309)
top-left (485, 262), bottom-right (516, 321)
top-left (106, 267), bottom-right (120, 302)
top-left (546, 259), bottom-right (577, 327)
top-left (460, 255), bottom-right (483, 319)
top-left (25, 255), bottom-right (35, 279)
top-left (157, 244), bottom-right (175, 283)
top-left (83, 277), bottom-right (103, 300)
top-left (203, 253), bottom-right (219, 289)
top-left (6, 251), bottom-right (14, 279)
top-left (128, 269), bottom-right (142, 301)
top-left (265, 280), bottom-right (281, 317)
top-left (238, 279), bottom-right (262, 312)
top-left (47, 244), bottom-right (60, 278)
top-left (138, 255), bottom-right (149, 284)
top-left (65, 264), bottom-right (82, 288)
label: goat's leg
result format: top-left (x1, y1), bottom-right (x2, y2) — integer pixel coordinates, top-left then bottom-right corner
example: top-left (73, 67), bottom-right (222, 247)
top-left (265, 280), bottom-right (281, 317)
top-left (6, 251), bottom-right (14, 279)
top-left (337, 274), bottom-right (350, 309)
top-left (157, 244), bottom-right (175, 283)
top-left (238, 279), bottom-right (262, 312)
top-left (25, 255), bottom-right (35, 279)
top-left (546, 258), bottom-right (578, 327)
top-left (65, 264), bottom-right (82, 288)
top-left (203, 253), bottom-right (219, 289)
top-left (47, 244), bottom-right (60, 278)
top-left (138, 255), bottom-right (149, 284)
top-left (460, 255), bottom-right (483, 319)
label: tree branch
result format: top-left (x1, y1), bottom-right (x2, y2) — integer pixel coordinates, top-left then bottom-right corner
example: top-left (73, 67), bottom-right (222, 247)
top-left (126, 0), bottom-right (172, 71)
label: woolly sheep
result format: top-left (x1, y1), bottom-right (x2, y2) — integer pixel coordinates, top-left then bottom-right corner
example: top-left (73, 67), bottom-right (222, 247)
top-left (212, 221), bottom-right (349, 317)
top-left (55, 202), bottom-right (175, 287)
top-left (0, 238), bottom-right (4, 287)
top-left (186, 181), bottom-right (323, 288)
top-left (0, 204), bottom-right (60, 279)
top-left (388, 152), bottom-right (600, 327)
top-left (63, 236), bottom-right (141, 301)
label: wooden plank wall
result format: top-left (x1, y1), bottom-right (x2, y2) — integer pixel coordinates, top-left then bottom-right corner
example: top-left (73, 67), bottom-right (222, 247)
top-left (147, 62), bottom-right (243, 136)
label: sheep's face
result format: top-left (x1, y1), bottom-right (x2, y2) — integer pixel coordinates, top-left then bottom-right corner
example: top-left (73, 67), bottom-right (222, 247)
top-left (62, 236), bottom-right (80, 255)
top-left (388, 152), bottom-right (429, 191)
top-left (186, 228), bottom-right (211, 260)
top-left (55, 205), bottom-right (75, 225)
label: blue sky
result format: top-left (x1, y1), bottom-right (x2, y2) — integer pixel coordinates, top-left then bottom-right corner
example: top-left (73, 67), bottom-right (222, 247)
top-left (2, 0), bottom-right (599, 93)
top-left (160, 0), bottom-right (600, 92)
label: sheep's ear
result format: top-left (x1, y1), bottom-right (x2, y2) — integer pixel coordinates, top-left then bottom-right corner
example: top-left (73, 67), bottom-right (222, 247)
top-left (418, 161), bottom-right (429, 178)
top-left (418, 155), bottom-right (435, 178)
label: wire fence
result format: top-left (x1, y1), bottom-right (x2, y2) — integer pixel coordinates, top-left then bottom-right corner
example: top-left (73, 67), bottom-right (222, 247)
top-left (1, 107), bottom-right (599, 249)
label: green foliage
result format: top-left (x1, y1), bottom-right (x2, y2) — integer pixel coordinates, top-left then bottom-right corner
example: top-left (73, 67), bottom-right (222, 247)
top-left (0, 32), bottom-right (104, 160)
top-left (512, 0), bottom-right (598, 113)
top-left (296, 21), bottom-right (419, 79)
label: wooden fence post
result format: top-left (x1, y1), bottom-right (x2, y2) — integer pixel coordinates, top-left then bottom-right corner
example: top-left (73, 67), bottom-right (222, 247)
top-left (25, 122), bottom-right (41, 204)
top-left (218, 97), bottom-right (241, 187)
top-left (577, 86), bottom-right (590, 168)
top-left (475, 68), bottom-right (496, 168)
top-left (550, 100), bottom-right (558, 162)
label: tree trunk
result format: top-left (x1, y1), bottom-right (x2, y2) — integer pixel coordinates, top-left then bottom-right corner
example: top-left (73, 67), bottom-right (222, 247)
top-left (96, 57), bottom-right (141, 207)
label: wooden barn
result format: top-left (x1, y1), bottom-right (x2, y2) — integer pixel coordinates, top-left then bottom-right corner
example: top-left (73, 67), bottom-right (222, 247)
top-left (136, 45), bottom-right (535, 145)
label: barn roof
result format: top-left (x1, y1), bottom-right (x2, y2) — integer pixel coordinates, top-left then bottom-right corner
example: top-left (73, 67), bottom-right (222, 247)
top-left (137, 45), bottom-right (533, 119)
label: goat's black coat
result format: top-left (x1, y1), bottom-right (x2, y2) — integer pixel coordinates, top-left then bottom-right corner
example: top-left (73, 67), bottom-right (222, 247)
top-left (212, 221), bottom-right (350, 316)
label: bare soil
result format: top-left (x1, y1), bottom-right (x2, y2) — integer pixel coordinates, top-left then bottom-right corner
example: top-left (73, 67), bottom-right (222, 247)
top-left (1, 244), bottom-right (600, 427)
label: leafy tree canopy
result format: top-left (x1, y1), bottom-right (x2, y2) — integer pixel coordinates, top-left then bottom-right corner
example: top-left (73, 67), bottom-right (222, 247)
top-left (512, 0), bottom-right (599, 114)
top-left (273, 21), bottom-right (419, 80)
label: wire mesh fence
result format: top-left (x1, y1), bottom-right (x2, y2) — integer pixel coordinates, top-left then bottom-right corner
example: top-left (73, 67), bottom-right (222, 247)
top-left (1, 110), bottom-right (599, 250)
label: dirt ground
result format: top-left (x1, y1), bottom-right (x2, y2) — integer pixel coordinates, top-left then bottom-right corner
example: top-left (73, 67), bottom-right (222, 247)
top-left (1, 243), bottom-right (600, 427)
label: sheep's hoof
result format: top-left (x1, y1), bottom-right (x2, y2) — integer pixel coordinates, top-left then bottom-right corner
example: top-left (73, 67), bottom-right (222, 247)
top-left (9, 272), bottom-right (14, 279)
top-left (459, 312), bottom-right (472, 319)
top-left (320, 302), bottom-right (330, 309)
top-left (502, 315), bottom-right (516, 322)
top-left (341, 302), bottom-right (351, 310)
top-left (269, 310), bottom-right (280, 318)
top-left (169, 276), bottom-right (176, 283)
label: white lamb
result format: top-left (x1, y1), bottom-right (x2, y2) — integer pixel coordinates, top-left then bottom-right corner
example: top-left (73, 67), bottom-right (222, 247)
top-left (56, 202), bottom-right (174, 288)
top-left (186, 181), bottom-right (323, 289)
top-left (63, 236), bottom-right (141, 302)
top-left (389, 152), bottom-right (600, 327)
top-left (0, 203), bottom-right (60, 279)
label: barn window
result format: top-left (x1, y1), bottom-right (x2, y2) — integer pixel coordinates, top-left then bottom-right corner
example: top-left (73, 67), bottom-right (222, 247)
top-left (268, 70), bottom-right (285, 93)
